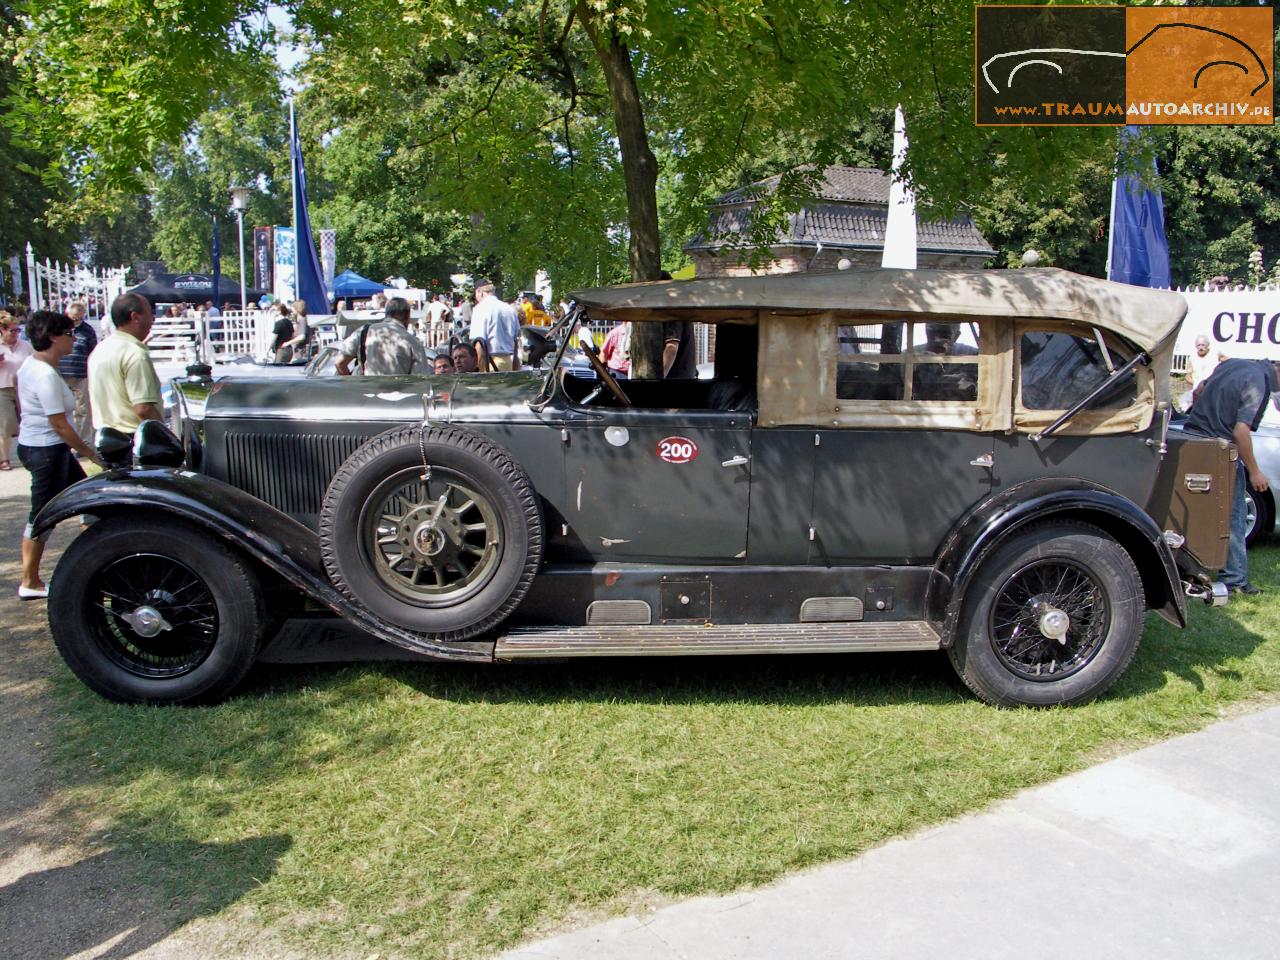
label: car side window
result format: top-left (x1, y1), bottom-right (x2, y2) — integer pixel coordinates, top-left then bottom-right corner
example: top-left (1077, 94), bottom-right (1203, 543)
top-left (1020, 332), bottom-right (1135, 410)
top-left (836, 321), bottom-right (980, 402)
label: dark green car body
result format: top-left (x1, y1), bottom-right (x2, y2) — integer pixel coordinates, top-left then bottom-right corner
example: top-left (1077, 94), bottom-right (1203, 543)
top-left (36, 268), bottom-right (1234, 706)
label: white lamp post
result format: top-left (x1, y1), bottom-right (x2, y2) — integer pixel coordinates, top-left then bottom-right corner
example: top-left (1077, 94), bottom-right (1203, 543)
top-left (229, 185), bottom-right (251, 311)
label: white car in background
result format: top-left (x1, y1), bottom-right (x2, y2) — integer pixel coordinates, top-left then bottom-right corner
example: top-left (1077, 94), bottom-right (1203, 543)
top-left (1247, 421), bottom-right (1280, 545)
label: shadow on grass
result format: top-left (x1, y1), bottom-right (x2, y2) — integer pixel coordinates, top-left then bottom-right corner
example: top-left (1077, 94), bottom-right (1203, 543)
top-left (0, 835), bottom-right (290, 960)
top-left (244, 584), bottom-right (1271, 709)
top-left (248, 635), bottom-right (970, 708)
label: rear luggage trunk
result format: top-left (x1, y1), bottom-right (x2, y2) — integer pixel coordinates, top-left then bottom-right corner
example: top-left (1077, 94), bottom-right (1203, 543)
top-left (1146, 430), bottom-right (1234, 571)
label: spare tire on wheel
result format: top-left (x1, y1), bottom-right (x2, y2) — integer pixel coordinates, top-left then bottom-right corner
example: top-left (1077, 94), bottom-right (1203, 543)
top-left (319, 424), bottom-right (543, 639)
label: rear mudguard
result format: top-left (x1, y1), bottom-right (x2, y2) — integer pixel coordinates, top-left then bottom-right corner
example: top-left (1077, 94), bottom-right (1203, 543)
top-left (32, 468), bottom-right (491, 661)
top-left (929, 478), bottom-right (1187, 645)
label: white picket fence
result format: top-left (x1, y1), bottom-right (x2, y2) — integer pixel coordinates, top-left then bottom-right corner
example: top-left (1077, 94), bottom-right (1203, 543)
top-left (149, 310), bottom-right (344, 364)
top-left (25, 243), bottom-right (128, 326)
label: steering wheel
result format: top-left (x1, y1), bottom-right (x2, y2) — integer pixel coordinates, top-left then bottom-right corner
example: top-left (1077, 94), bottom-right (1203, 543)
top-left (581, 341), bottom-right (631, 407)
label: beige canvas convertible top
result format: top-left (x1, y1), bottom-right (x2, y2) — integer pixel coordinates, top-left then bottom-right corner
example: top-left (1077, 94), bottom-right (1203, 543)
top-left (571, 268), bottom-right (1188, 354)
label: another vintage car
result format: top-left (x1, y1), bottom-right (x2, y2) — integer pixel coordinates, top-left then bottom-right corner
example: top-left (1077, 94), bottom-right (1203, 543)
top-left (36, 268), bottom-right (1234, 708)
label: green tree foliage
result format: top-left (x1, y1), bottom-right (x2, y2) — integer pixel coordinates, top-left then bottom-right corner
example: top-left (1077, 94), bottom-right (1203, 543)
top-left (971, 156), bottom-right (1112, 276)
top-left (1157, 125), bottom-right (1280, 285)
top-left (149, 90), bottom-right (292, 278)
top-left (6, 0), bottom-right (273, 213)
top-left (77, 200), bottom-right (157, 270)
top-left (309, 128), bottom-right (482, 289)
top-left (0, 1), bottom-right (75, 264)
top-left (8, 0), bottom-right (1120, 282)
top-left (971, 124), bottom-right (1280, 286)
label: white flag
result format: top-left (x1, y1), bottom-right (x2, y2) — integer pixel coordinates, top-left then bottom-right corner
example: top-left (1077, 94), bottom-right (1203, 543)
top-left (881, 105), bottom-right (917, 270)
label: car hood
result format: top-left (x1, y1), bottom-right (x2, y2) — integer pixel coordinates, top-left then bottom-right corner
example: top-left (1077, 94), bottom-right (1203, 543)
top-left (201, 371), bottom-right (543, 423)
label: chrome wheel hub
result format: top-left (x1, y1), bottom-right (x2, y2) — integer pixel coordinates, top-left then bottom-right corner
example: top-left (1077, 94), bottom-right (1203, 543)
top-left (1036, 604), bottom-right (1070, 644)
top-left (117, 604), bottom-right (173, 639)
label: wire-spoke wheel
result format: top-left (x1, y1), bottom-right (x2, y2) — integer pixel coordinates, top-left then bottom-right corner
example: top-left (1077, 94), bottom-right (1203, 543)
top-left (321, 424), bottom-right (543, 638)
top-left (989, 558), bottom-right (1108, 681)
top-left (950, 522), bottom-right (1144, 708)
top-left (49, 517), bottom-right (264, 705)
top-left (87, 553), bottom-right (220, 678)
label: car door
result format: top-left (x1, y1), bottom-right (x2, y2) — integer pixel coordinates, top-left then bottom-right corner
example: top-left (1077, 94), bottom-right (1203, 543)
top-left (991, 323), bottom-right (1161, 507)
top-left (561, 406), bottom-right (753, 563)
top-left (807, 318), bottom-right (999, 564)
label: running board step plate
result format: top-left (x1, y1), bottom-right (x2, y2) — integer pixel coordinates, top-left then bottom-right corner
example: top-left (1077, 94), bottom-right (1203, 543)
top-left (494, 621), bottom-right (941, 659)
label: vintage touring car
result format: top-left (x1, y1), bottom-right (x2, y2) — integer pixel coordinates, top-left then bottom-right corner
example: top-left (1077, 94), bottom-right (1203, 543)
top-left (36, 268), bottom-right (1234, 708)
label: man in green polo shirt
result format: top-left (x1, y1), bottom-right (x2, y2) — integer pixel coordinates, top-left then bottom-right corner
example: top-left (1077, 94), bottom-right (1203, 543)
top-left (89, 293), bottom-right (163, 467)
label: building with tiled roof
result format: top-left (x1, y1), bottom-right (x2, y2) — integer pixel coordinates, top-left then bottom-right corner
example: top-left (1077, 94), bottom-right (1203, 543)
top-left (684, 166), bottom-right (995, 277)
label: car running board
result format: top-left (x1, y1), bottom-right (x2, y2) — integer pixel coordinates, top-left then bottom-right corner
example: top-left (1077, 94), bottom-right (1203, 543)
top-left (494, 621), bottom-right (942, 659)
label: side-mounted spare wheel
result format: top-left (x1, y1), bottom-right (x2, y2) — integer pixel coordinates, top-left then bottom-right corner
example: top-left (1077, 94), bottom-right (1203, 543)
top-left (949, 521), bottom-right (1145, 708)
top-left (49, 517), bottom-right (265, 705)
top-left (319, 424), bottom-right (543, 639)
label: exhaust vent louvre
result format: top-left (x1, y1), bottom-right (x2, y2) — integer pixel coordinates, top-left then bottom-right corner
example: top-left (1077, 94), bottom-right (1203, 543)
top-left (586, 600), bottom-right (653, 626)
top-left (799, 597), bottom-right (865, 622)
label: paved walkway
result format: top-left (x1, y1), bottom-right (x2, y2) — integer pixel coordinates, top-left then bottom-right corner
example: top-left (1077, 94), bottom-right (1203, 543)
top-left (501, 704), bottom-right (1280, 960)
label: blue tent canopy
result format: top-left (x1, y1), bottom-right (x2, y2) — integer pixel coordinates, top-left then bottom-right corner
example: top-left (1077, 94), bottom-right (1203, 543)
top-left (330, 269), bottom-right (384, 298)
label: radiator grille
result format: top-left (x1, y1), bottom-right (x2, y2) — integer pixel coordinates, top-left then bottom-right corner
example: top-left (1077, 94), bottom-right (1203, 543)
top-left (225, 431), bottom-right (370, 520)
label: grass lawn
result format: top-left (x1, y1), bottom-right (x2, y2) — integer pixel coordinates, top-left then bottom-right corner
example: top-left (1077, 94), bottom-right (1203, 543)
top-left (50, 546), bottom-right (1280, 958)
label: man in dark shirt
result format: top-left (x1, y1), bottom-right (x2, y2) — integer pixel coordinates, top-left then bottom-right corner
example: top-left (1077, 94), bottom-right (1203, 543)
top-left (662, 320), bottom-right (697, 379)
top-left (1186, 357), bottom-right (1280, 595)
top-left (57, 301), bottom-right (97, 446)
top-left (271, 311), bottom-right (295, 362)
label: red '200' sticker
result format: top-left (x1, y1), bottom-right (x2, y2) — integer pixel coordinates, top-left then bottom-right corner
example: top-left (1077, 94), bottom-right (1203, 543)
top-left (657, 436), bottom-right (698, 463)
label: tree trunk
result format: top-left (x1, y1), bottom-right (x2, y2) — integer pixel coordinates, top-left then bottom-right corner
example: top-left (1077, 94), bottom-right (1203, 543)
top-left (577, 3), bottom-right (665, 378)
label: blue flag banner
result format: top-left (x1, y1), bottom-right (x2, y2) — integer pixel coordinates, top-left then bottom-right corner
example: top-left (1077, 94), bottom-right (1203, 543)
top-left (211, 214), bottom-right (221, 309)
top-left (290, 102), bottom-right (331, 316)
top-left (1107, 126), bottom-right (1171, 289)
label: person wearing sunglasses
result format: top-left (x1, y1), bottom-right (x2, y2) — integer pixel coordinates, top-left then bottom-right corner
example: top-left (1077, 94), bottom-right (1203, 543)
top-left (15, 311), bottom-right (104, 600)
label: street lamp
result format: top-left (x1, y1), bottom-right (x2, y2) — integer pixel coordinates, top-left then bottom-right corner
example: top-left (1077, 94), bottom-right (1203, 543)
top-left (229, 185), bottom-right (251, 311)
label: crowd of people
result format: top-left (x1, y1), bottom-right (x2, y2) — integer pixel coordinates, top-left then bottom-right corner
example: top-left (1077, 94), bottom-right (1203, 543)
top-left (333, 281), bottom-right (562, 376)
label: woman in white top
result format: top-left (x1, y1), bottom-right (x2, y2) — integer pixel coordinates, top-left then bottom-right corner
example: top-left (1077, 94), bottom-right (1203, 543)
top-left (0, 312), bottom-right (35, 469)
top-left (16, 311), bottom-right (104, 599)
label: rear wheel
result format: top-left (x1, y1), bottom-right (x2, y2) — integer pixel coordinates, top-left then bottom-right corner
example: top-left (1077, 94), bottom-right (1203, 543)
top-left (949, 522), bottom-right (1144, 707)
top-left (49, 517), bottom-right (264, 704)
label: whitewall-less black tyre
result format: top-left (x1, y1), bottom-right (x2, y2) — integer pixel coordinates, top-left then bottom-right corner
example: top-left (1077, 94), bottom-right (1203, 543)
top-left (948, 522), bottom-right (1144, 708)
top-left (49, 517), bottom-right (265, 705)
top-left (319, 425), bottom-right (543, 638)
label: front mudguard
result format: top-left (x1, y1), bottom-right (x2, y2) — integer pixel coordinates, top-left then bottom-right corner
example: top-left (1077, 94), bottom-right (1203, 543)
top-left (33, 469), bottom-right (491, 661)
top-left (929, 479), bottom-right (1188, 645)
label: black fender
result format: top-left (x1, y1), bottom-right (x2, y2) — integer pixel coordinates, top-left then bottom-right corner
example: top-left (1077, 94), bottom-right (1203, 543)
top-left (928, 478), bottom-right (1187, 646)
top-left (32, 469), bottom-right (491, 662)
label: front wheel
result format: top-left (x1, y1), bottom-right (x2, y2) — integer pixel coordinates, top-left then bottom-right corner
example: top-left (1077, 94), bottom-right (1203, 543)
top-left (949, 522), bottom-right (1144, 708)
top-left (49, 517), bottom-right (265, 705)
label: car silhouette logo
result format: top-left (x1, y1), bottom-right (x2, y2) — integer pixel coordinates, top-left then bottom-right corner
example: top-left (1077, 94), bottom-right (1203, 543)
top-left (983, 24), bottom-right (1269, 98)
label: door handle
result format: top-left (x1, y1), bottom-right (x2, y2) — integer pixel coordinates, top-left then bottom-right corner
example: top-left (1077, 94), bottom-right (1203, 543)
top-left (969, 453), bottom-right (993, 469)
top-left (721, 455), bottom-right (750, 468)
